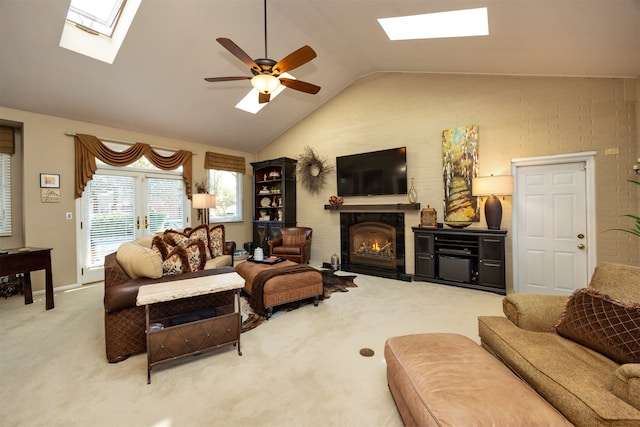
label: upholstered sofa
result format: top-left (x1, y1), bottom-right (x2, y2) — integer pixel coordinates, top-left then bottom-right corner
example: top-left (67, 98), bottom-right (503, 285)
top-left (478, 263), bottom-right (640, 426)
top-left (103, 224), bottom-right (236, 363)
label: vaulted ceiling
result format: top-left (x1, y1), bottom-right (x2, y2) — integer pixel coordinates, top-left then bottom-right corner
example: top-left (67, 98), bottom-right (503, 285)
top-left (1, 0), bottom-right (638, 153)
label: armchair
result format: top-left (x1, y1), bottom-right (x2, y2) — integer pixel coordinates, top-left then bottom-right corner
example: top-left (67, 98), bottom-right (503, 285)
top-left (268, 227), bottom-right (312, 264)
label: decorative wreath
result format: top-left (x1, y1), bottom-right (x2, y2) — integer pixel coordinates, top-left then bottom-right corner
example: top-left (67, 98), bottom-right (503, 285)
top-left (297, 146), bottom-right (334, 195)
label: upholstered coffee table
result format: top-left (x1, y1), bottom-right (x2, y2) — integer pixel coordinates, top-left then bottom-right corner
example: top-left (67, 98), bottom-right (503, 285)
top-left (384, 333), bottom-right (571, 426)
top-left (235, 259), bottom-right (323, 318)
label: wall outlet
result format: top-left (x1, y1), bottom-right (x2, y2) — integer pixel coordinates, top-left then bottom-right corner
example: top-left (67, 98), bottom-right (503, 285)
top-left (65, 212), bottom-right (73, 220)
top-left (604, 148), bottom-right (619, 155)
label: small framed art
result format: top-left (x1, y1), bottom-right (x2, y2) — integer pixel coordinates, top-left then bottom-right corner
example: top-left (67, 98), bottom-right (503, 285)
top-left (40, 173), bottom-right (60, 188)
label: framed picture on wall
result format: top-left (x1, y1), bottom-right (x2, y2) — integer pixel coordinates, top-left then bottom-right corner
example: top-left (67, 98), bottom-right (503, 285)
top-left (40, 173), bottom-right (60, 188)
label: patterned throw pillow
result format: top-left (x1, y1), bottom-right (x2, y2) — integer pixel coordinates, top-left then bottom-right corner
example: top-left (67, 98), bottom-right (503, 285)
top-left (554, 288), bottom-right (640, 364)
top-left (208, 224), bottom-right (225, 258)
top-left (163, 225), bottom-right (211, 259)
top-left (161, 240), bottom-right (207, 275)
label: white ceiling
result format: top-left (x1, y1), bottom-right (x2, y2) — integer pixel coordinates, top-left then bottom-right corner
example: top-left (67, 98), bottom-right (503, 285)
top-left (1, 0), bottom-right (639, 153)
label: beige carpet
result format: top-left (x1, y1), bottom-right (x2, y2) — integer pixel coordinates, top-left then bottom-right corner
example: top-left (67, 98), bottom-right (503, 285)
top-left (0, 271), bottom-right (503, 427)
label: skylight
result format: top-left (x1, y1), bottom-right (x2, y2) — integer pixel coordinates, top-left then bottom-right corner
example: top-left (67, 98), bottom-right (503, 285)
top-left (59, 0), bottom-right (141, 64)
top-left (66, 0), bottom-right (125, 37)
top-left (235, 73), bottom-right (294, 114)
top-left (378, 7), bottom-right (489, 41)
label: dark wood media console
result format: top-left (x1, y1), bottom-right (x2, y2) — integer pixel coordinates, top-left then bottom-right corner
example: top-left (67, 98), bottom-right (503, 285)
top-left (412, 227), bottom-right (507, 295)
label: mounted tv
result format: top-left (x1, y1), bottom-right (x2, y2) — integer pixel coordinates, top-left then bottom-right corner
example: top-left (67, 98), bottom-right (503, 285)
top-left (336, 147), bottom-right (408, 197)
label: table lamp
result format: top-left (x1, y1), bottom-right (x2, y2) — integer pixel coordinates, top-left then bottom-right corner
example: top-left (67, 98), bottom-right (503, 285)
top-left (471, 175), bottom-right (513, 230)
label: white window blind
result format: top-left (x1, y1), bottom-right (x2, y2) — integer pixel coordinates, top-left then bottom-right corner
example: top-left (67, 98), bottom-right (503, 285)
top-left (0, 153), bottom-right (11, 236)
top-left (147, 177), bottom-right (184, 233)
top-left (86, 174), bottom-right (136, 268)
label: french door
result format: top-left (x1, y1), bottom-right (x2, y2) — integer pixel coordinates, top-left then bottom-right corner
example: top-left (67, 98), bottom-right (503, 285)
top-left (80, 169), bottom-right (188, 284)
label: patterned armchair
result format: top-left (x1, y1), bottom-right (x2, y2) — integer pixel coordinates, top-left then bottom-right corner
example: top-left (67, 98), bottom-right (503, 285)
top-left (268, 227), bottom-right (313, 264)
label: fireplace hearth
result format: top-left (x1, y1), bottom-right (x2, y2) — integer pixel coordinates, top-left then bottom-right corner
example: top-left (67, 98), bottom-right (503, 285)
top-left (340, 212), bottom-right (409, 281)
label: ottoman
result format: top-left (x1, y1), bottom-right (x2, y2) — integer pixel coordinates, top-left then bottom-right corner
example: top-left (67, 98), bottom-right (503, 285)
top-left (235, 260), bottom-right (323, 318)
top-left (384, 333), bottom-right (571, 427)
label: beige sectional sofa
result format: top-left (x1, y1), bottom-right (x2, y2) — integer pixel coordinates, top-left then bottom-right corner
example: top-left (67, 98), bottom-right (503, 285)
top-left (479, 263), bottom-right (640, 426)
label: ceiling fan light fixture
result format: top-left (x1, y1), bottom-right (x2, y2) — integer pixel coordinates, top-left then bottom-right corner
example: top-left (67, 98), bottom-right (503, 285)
top-left (251, 74), bottom-right (280, 94)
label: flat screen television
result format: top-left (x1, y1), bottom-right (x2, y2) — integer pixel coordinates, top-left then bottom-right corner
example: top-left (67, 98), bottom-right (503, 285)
top-left (336, 147), bottom-right (408, 197)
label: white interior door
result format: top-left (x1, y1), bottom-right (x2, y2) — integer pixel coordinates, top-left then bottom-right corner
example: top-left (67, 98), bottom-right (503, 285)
top-left (514, 161), bottom-right (591, 294)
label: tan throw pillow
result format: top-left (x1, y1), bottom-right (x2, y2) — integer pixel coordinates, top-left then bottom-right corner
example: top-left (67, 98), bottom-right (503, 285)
top-left (116, 242), bottom-right (163, 279)
top-left (208, 224), bottom-right (225, 258)
top-left (554, 288), bottom-right (640, 364)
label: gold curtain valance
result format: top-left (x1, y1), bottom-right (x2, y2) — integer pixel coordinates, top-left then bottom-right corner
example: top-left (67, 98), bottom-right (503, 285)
top-left (204, 151), bottom-right (246, 173)
top-left (0, 126), bottom-right (15, 155)
top-left (74, 134), bottom-right (193, 199)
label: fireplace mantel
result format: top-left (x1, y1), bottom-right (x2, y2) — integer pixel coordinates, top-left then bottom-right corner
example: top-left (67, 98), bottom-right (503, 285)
top-left (324, 203), bottom-right (420, 211)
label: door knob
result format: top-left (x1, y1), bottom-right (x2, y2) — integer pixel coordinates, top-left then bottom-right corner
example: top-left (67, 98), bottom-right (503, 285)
top-left (577, 243), bottom-right (585, 249)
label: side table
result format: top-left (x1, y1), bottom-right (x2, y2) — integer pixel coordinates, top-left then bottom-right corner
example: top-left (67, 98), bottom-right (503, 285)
top-left (0, 248), bottom-right (54, 309)
top-left (136, 271), bottom-right (244, 384)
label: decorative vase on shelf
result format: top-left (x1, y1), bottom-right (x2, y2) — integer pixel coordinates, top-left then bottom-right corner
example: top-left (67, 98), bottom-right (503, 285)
top-left (408, 178), bottom-right (417, 204)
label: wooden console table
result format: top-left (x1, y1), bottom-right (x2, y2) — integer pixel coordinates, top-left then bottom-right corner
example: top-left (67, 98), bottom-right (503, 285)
top-left (136, 271), bottom-right (244, 384)
top-left (0, 248), bottom-right (54, 310)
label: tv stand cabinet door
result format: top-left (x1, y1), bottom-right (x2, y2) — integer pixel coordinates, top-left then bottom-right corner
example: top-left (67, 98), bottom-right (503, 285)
top-left (414, 232), bottom-right (435, 278)
top-left (478, 236), bottom-right (506, 290)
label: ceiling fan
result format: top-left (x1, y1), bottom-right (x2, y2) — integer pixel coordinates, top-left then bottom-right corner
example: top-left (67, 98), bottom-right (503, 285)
top-left (204, 0), bottom-right (321, 104)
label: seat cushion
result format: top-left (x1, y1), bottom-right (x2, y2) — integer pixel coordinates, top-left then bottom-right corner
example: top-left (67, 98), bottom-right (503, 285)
top-left (272, 246), bottom-right (301, 255)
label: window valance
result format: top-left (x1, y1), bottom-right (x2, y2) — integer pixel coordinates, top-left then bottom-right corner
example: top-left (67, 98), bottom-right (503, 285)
top-left (204, 151), bottom-right (246, 173)
top-left (74, 134), bottom-right (193, 199)
top-left (0, 126), bottom-right (15, 155)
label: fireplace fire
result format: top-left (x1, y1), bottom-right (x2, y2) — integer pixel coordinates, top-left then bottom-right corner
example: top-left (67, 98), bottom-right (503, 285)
top-left (349, 221), bottom-right (397, 269)
top-left (340, 212), bottom-right (408, 280)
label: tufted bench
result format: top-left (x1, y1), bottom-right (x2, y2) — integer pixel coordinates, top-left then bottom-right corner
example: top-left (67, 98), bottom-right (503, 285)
top-left (384, 333), bottom-right (571, 427)
top-left (235, 260), bottom-right (323, 318)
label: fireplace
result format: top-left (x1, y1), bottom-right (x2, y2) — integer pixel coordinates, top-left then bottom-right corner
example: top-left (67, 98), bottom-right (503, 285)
top-left (340, 212), bottom-right (409, 280)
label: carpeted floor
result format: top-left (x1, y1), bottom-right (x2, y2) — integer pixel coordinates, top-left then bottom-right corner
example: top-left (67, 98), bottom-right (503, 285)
top-left (0, 270), bottom-right (504, 427)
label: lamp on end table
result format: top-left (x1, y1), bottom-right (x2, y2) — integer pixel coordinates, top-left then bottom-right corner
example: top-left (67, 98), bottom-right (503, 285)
top-left (472, 175), bottom-right (513, 230)
top-left (192, 193), bottom-right (216, 225)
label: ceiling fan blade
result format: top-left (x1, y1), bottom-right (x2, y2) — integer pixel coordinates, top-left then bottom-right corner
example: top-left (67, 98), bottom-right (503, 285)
top-left (272, 46), bottom-right (317, 75)
top-left (259, 92), bottom-right (271, 104)
top-left (216, 38), bottom-right (260, 71)
top-left (204, 76), bottom-right (252, 82)
top-left (279, 78), bottom-right (321, 95)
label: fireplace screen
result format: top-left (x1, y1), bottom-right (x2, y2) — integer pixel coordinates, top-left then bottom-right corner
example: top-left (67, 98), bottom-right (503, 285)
top-left (349, 221), bottom-right (397, 269)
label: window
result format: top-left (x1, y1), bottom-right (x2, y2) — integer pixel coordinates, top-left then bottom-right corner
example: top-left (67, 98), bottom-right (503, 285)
top-left (0, 153), bottom-right (11, 236)
top-left (66, 0), bottom-right (126, 37)
top-left (60, 0), bottom-right (142, 64)
top-left (208, 169), bottom-right (243, 222)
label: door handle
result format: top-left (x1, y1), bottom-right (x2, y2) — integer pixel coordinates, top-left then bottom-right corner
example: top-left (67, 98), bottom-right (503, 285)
top-left (136, 216), bottom-right (140, 230)
top-left (144, 215), bottom-right (148, 229)
top-left (577, 243), bottom-right (585, 250)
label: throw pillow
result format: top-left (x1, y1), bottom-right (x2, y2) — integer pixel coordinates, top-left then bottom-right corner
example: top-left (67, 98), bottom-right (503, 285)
top-left (116, 242), bottom-right (163, 279)
top-left (163, 225), bottom-right (211, 259)
top-left (208, 224), bottom-right (225, 258)
top-left (162, 246), bottom-right (190, 275)
top-left (183, 239), bottom-right (207, 272)
top-left (554, 288), bottom-right (640, 364)
top-left (151, 235), bottom-right (172, 260)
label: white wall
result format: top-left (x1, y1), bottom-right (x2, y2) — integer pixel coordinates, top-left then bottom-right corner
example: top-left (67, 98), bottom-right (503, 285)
top-left (259, 73), bottom-right (639, 291)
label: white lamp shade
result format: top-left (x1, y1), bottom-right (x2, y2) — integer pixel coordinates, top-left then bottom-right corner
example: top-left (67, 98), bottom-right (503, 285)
top-left (251, 74), bottom-right (280, 94)
top-left (192, 193), bottom-right (216, 208)
top-left (472, 175), bottom-right (514, 196)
